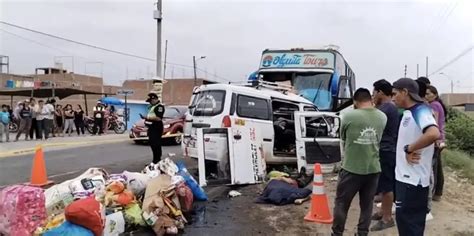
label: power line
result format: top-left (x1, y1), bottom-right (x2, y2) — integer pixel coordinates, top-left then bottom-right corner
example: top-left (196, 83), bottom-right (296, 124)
top-left (429, 45), bottom-right (473, 76)
top-left (1, 28), bottom-right (67, 55)
top-left (0, 21), bottom-right (235, 82)
top-left (0, 21), bottom-right (156, 61)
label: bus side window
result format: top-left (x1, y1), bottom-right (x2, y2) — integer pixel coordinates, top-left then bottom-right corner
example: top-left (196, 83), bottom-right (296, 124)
top-left (338, 77), bottom-right (351, 99)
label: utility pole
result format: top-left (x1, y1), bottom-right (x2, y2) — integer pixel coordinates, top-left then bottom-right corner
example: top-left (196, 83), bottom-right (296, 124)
top-left (154, 0), bottom-right (163, 77)
top-left (425, 56), bottom-right (429, 77)
top-left (193, 56), bottom-right (206, 86)
top-left (416, 64), bottom-right (419, 78)
top-left (404, 65), bottom-right (407, 77)
top-left (163, 40), bottom-right (168, 80)
top-left (451, 80), bottom-right (454, 93)
top-left (193, 56), bottom-right (197, 87)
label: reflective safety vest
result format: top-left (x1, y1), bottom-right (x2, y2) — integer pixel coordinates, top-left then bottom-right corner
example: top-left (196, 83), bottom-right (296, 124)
top-left (147, 104), bottom-right (159, 119)
top-left (93, 106), bottom-right (104, 118)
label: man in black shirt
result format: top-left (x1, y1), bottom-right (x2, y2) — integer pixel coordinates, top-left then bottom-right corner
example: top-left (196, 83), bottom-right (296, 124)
top-left (371, 79), bottom-right (401, 231)
top-left (142, 93), bottom-right (165, 164)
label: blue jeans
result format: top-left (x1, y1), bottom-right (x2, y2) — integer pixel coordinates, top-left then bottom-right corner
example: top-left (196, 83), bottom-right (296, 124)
top-left (395, 181), bottom-right (429, 236)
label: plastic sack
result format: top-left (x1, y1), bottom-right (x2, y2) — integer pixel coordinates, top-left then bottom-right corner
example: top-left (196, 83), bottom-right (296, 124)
top-left (108, 173), bottom-right (127, 184)
top-left (106, 181), bottom-right (125, 194)
top-left (43, 221), bottom-right (94, 236)
top-left (104, 211), bottom-right (125, 236)
top-left (65, 197), bottom-right (105, 236)
top-left (142, 163), bottom-right (161, 178)
top-left (69, 179), bottom-right (95, 200)
top-left (158, 158), bottom-right (179, 176)
top-left (45, 183), bottom-right (74, 216)
top-left (123, 171), bottom-right (150, 197)
top-left (0, 185), bottom-right (47, 236)
top-left (171, 175), bottom-right (185, 186)
top-left (176, 162), bottom-right (207, 201)
top-left (124, 203), bottom-right (146, 226)
top-left (176, 182), bottom-right (193, 212)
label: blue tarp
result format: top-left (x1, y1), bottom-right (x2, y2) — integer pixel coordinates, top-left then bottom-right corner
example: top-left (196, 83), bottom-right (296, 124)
top-left (100, 97), bottom-right (124, 105)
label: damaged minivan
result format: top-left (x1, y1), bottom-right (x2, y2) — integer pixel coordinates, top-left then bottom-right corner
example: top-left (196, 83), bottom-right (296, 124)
top-left (182, 82), bottom-right (342, 175)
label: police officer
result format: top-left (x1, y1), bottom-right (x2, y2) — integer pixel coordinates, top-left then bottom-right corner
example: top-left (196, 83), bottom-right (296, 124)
top-left (92, 101), bottom-right (105, 135)
top-left (141, 93), bottom-right (165, 164)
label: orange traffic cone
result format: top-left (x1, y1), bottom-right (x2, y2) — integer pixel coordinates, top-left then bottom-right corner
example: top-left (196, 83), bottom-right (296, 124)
top-left (29, 145), bottom-right (53, 187)
top-left (304, 163), bottom-right (333, 224)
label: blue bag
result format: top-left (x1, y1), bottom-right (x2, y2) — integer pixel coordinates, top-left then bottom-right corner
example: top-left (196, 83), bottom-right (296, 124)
top-left (43, 221), bottom-right (94, 236)
top-left (176, 161), bottom-right (208, 201)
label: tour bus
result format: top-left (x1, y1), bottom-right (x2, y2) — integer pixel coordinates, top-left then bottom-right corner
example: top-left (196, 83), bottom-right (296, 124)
top-left (182, 81), bottom-right (341, 171)
top-left (254, 46), bottom-right (355, 112)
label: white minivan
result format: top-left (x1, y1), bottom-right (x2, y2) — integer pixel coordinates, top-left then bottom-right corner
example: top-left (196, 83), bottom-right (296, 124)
top-left (182, 82), bottom-right (342, 166)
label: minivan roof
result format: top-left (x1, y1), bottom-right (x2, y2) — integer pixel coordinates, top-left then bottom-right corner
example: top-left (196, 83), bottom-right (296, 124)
top-left (197, 83), bottom-right (315, 106)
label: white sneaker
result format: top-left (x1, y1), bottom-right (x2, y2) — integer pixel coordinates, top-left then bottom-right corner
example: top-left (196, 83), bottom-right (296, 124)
top-left (426, 212), bottom-right (434, 221)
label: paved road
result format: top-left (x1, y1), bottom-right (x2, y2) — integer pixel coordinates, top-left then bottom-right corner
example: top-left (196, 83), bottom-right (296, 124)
top-left (0, 139), bottom-right (265, 235)
top-left (0, 141), bottom-right (183, 187)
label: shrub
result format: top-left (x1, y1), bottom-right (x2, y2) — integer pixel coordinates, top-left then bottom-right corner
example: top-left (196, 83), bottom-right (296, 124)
top-left (445, 108), bottom-right (474, 155)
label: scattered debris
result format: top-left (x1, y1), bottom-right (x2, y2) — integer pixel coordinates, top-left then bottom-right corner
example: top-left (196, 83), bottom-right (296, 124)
top-left (228, 190), bottom-right (242, 198)
top-left (0, 158), bottom-right (207, 236)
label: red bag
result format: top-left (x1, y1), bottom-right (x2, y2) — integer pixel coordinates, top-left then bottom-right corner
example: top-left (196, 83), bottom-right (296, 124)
top-left (65, 197), bottom-right (104, 236)
top-left (176, 183), bottom-right (193, 212)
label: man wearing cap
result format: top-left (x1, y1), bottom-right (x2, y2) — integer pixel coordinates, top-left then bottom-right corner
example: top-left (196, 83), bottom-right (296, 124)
top-left (392, 78), bottom-right (440, 236)
top-left (142, 93), bottom-right (165, 164)
top-left (92, 101), bottom-right (105, 135)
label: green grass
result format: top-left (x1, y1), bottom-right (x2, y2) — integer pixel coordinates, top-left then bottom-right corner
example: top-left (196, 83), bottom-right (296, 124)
top-left (443, 149), bottom-right (474, 184)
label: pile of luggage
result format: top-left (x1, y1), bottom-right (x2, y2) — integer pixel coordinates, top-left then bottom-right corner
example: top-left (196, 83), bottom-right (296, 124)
top-left (0, 158), bottom-right (208, 236)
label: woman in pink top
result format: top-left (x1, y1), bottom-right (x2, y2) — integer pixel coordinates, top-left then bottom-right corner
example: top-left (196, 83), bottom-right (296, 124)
top-left (425, 85), bottom-right (447, 201)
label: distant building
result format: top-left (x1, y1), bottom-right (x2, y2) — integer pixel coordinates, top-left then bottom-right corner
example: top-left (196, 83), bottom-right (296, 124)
top-left (441, 93), bottom-right (474, 106)
top-left (0, 66), bottom-right (217, 115)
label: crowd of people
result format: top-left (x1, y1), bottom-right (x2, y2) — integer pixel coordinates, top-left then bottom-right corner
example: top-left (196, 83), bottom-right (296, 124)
top-left (0, 98), bottom-right (117, 142)
top-left (334, 77), bottom-right (446, 236)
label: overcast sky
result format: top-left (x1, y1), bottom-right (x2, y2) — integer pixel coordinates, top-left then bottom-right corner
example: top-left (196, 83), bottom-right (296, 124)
top-left (0, 0), bottom-right (472, 94)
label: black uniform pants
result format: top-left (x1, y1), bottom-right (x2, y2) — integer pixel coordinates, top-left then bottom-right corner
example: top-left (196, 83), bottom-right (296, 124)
top-left (93, 118), bottom-right (103, 134)
top-left (148, 124), bottom-right (163, 164)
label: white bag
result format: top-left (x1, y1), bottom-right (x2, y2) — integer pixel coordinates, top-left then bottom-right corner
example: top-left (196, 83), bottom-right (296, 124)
top-left (104, 211), bottom-right (125, 236)
top-left (158, 158), bottom-right (178, 177)
top-left (123, 171), bottom-right (151, 197)
top-left (142, 163), bottom-right (161, 178)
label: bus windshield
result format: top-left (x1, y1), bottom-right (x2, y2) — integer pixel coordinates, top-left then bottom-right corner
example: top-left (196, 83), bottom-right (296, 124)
top-left (293, 73), bottom-right (332, 110)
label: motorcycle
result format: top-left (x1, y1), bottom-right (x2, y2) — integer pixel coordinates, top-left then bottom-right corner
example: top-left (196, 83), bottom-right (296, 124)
top-left (85, 114), bottom-right (126, 134)
top-left (8, 117), bottom-right (19, 133)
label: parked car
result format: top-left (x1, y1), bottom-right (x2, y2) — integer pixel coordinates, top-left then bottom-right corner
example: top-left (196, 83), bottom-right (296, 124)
top-left (129, 105), bottom-right (187, 145)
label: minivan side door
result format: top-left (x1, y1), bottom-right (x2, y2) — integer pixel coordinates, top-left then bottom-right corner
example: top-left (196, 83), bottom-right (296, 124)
top-left (233, 94), bottom-right (274, 162)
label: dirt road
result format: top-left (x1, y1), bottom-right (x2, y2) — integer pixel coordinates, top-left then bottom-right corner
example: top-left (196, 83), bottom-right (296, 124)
top-left (189, 169), bottom-right (474, 236)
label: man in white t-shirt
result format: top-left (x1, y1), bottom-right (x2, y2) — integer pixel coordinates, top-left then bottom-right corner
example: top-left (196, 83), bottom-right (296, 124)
top-left (391, 78), bottom-right (440, 236)
top-left (43, 99), bottom-right (56, 140)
